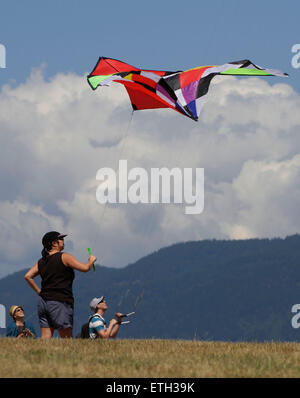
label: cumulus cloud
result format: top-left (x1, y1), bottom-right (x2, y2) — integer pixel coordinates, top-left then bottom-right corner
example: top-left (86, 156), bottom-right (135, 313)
top-left (0, 199), bottom-right (65, 275)
top-left (0, 67), bottom-right (299, 278)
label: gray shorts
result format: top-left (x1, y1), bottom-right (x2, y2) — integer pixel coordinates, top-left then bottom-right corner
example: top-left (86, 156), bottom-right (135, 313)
top-left (38, 296), bottom-right (73, 330)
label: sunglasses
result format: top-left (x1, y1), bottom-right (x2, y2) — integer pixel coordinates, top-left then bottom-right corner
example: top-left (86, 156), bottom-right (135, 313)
top-left (16, 308), bottom-right (24, 313)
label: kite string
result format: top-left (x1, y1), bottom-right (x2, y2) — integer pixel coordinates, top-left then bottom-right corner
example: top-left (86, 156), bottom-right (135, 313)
top-left (116, 109), bottom-right (134, 166)
top-left (138, 112), bottom-right (184, 247)
top-left (91, 110), bottom-right (134, 262)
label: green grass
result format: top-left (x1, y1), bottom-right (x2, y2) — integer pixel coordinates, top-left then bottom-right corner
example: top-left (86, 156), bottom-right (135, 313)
top-left (1, 339), bottom-right (300, 378)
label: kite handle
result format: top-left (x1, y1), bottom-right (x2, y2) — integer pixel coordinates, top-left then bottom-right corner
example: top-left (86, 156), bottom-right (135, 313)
top-left (88, 248), bottom-right (96, 272)
top-left (121, 312), bottom-right (135, 318)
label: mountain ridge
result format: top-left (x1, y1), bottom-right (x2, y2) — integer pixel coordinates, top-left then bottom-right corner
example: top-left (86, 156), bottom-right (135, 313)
top-left (1, 235), bottom-right (300, 341)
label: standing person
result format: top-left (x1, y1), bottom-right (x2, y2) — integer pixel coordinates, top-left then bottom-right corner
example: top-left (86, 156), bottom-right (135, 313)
top-left (88, 296), bottom-right (123, 339)
top-left (25, 231), bottom-right (97, 339)
top-left (6, 305), bottom-right (36, 338)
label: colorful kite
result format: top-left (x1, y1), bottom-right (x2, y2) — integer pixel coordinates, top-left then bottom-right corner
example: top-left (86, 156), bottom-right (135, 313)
top-left (87, 57), bottom-right (288, 121)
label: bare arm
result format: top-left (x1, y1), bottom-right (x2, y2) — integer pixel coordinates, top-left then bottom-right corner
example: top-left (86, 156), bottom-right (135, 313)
top-left (97, 319), bottom-right (120, 339)
top-left (109, 321), bottom-right (121, 338)
top-left (62, 252), bottom-right (96, 272)
top-left (109, 313), bottom-right (123, 338)
top-left (24, 262), bottom-right (41, 295)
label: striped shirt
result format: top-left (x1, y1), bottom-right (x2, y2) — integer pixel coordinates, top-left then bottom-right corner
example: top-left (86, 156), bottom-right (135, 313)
top-left (89, 314), bottom-right (106, 339)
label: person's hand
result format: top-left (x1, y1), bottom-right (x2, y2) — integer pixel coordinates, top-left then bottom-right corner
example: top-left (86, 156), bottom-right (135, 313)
top-left (17, 332), bottom-right (25, 338)
top-left (115, 312), bottom-right (124, 322)
top-left (88, 255), bottom-right (97, 264)
top-left (24, 328), bottom-right (34, 337)
top-left (109, 319), bottom-right (118, 327)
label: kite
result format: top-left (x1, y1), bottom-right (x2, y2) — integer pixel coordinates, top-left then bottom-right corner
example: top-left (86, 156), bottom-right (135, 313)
top-left (87, 57), bottom-right (288, 121)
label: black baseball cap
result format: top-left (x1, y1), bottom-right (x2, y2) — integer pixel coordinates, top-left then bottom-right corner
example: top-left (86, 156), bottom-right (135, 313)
top-left (42, 231), bottom-right (67, 247)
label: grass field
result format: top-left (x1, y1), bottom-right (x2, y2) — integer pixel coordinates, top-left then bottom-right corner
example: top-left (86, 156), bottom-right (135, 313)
top-left (0, 339), bottom-right (300, 378)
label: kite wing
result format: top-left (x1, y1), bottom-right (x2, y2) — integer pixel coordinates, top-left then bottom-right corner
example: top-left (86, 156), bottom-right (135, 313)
top-left (87, 57), bottom-right (183, 115)
top-left (87, 58), bottom-right (288, 121)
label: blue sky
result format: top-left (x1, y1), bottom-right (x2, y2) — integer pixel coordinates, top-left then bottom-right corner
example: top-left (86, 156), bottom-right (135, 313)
top-left (0, 1), bottom-right (300, 278)
top-left (0, 0), bottom-right (299, 91)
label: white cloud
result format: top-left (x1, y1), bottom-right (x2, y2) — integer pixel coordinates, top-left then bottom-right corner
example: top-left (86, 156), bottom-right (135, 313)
top-left (229, 155), bottom-right (300, 237)
top-left (0, 199), bottom-right (64, 277)
top-left (0, 67), bottom-right (300, 278)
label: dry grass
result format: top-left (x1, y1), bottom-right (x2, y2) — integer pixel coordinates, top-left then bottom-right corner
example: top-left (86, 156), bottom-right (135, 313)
top-left (0, 339), bottom-right (300, 378)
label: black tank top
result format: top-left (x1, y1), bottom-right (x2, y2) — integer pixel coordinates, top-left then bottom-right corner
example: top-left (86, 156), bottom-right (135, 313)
top-left (38, 252), bottom-right (75, 306)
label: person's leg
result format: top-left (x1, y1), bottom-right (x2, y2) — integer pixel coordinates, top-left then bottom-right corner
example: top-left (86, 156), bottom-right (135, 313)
top-left (47, 301), bottom-right (74, 338)
top-left (41, 327), bottom-right (55, 339)
top-left (58, 328), bottom-right (73, 338)
top-left (38, 296), bottom-right (54, 338)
